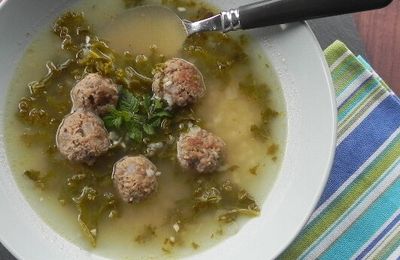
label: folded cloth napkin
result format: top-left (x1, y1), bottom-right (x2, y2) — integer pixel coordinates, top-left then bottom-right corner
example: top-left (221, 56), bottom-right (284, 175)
top-left (280, 41), bottom-right (400, 260)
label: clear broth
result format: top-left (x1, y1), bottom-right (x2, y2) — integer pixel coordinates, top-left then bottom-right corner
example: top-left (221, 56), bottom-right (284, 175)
top-left (4, 0), bottom-right (286, 259)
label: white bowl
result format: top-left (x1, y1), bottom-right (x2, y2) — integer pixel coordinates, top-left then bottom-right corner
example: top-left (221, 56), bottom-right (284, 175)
top-left (0, 0), bottom-right (337, 259)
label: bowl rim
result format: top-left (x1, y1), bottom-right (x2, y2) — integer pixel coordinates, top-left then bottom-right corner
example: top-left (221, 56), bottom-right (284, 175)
top-left (271, 21), bottom-right (337, 257)
top-left (0, 0), bottom-right (337, 259)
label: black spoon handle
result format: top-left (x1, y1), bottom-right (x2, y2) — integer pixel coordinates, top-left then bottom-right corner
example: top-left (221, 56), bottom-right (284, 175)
top-left (238, 0), bottom-right (393, 29)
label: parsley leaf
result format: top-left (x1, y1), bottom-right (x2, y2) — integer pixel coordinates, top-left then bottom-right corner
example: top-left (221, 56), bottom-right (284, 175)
top-left (119, 91), bottom-right (139, 112)
top-left (102, 89), bottom-right (172, 143)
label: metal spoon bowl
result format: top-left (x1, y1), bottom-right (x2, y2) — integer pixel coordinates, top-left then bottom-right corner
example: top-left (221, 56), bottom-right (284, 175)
top-left (181, 0), bottom-right (393, 36)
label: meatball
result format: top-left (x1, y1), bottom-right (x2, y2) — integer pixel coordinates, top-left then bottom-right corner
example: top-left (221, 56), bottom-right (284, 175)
top-left (177, 127), bottom-right (225, 173)
top-left (56, 110), bottom-right (111, 165)
top-left (152, 58), bottom-right (205, 107)
top-left (112, 155), bottom-right (160, 203)
top-left (71, 73), bottom-right (118, 115)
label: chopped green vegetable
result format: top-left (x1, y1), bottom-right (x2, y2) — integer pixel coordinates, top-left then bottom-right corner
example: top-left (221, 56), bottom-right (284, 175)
top-left (73, 186), bottom-right (99, 246)
top-left (239, 74), bottom-right (270, 105)
top-left (218, 208), bottom-right (260, 223)
top-left (191, 242), bottom-right (200, 249)
top-left (250, 125), bottom-right (267, 140)
top-left (135, 225), bottom-right (157, 244)
top-left (162, 236), bottom-right (178, 253)
top-left (23, 170), bottom-right (41, 181)
top-left (239, 74), bottom-right (279, 141)
top-left (249, 164), bottom-right (259, 176)
top-left (250, 108), bottom-right (279, 141)
top-left (183, 32), bottom-right (248, 82)
top-left (24, 170), bottom-right (53, 190)
top-left (162, 248), bottom-right (171, 253)
top-left (53, 12), bottom-right (90, 51)
top-left (58, 170), bottom-right (119, 247)
top-left (166, 178), bottom-right (260, 230)
top-left (193, 186), bottom-right (221, 211)
top-left (17, 60), bottom-right (74, 127)
top-left (267, 144), bottom-right (279, 156)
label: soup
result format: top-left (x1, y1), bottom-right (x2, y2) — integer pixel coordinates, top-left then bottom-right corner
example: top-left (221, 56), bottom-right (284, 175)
top-left (4, 0), bottom-right (286, 259)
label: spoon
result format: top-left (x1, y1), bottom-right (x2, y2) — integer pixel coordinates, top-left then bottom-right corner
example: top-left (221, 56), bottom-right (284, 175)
top-left (103, 0), bottom-right (393, 56)
top-left (182, 0), bottom-right (393, 35)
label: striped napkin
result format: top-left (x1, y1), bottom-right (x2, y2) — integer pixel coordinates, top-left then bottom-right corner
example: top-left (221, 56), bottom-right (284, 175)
top-left (280, 41), bottom-right (400, 259)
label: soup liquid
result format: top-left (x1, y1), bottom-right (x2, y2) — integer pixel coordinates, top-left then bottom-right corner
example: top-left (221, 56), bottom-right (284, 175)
top-left (4, 0), bottom-right (286, 259)
top-left (102, 5), bottom-right (187, 57)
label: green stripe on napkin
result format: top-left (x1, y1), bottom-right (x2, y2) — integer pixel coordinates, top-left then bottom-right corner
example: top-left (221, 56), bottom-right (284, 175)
top-left (279, 40), bottom-right (400, 259)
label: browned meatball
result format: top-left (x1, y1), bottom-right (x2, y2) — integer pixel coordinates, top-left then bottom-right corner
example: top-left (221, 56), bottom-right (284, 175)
top-left (71, 73), bottom-right (118, 115)
top-left (56, 110), bottom-right (111, 165)
top-left (152, 58), bottom-right (205, 107)
top-left (112, 155), bottom-right (160, 203)
top-left (177, 127), bottom-right (225, 173)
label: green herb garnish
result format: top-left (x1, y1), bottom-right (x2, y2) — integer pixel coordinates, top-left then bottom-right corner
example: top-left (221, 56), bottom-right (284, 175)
top-left (102, 89), bottom-right (172, 143)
